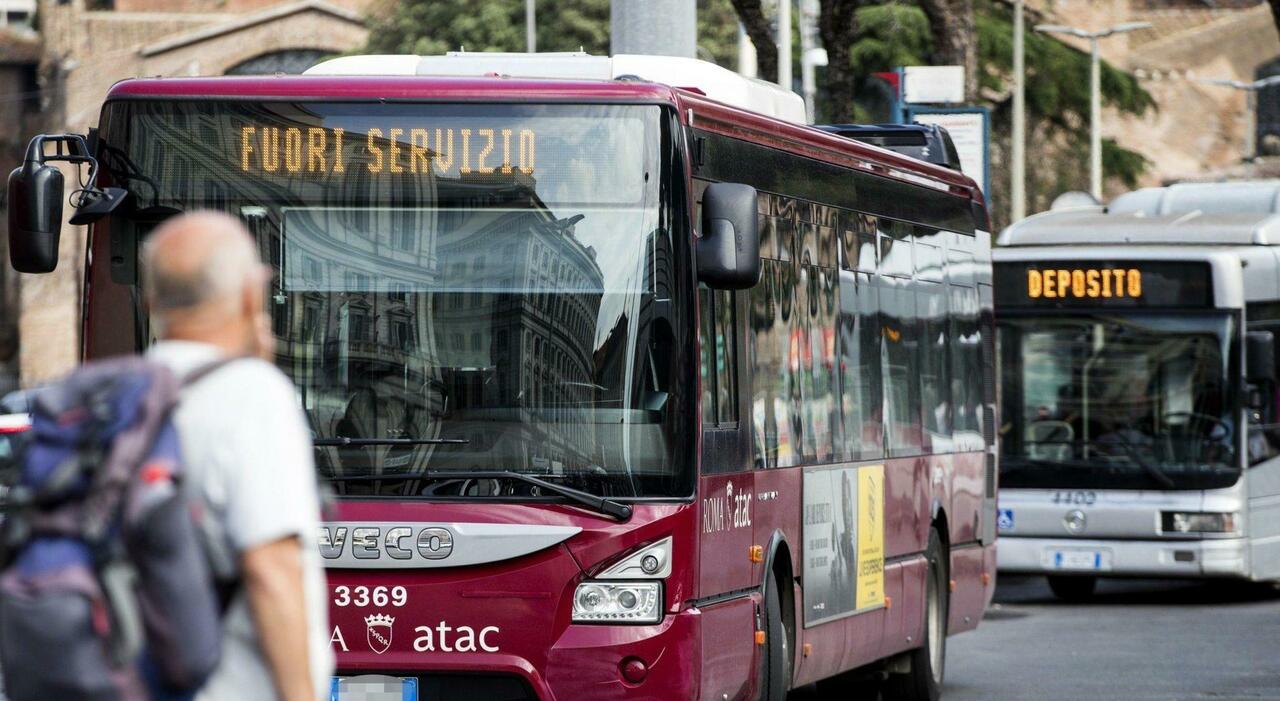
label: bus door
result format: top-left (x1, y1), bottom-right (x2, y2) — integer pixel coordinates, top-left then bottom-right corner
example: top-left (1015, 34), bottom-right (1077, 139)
top-left (1244, 306), bottom-right (1280, 579)
top-left (696, 285), bottom-right (758, 699)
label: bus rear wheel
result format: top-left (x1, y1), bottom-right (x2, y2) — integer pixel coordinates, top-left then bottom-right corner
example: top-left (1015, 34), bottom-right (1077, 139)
top-left (760, 575), bottom-right (793, 701)
top-left (1047, 575), bottom-right (1097, 601)
top-left (884, 528), bottom-right (947, 701)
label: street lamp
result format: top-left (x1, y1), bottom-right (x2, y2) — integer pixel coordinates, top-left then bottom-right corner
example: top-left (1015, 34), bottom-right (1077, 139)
top-left (1199, 75), bottom-right (1280, 160)
top-left (526, 0), bottom-right (536, 52)
top-left (1011, 0), bottom-right (1025, 222)
top-left (1035, 21), bottom-right (1152, 201)
top-left (778, 0), bottom-right (792, 91)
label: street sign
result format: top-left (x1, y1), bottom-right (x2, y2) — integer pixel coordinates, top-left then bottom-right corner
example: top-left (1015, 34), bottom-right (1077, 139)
top-left (903, 65), bottom-right (965, 104)
top-left (908, 106), bottom-right (991, 204)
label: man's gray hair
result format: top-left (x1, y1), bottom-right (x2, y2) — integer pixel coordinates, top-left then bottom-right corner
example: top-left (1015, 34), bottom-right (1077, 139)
top-left (141, 211), bottom-right (261, 314)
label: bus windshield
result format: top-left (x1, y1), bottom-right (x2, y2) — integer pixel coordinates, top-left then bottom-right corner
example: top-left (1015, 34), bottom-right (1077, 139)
top-left (100, 100), bottom-right (694, 499)
top-left (999, 313), bottom-right (1240, 490)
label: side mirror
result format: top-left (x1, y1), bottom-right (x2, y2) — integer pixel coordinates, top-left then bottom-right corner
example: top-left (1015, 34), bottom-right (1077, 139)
top-left (1247, 330), bottom-right (1275, 383)
top-left (6, 134), bottom-right (126, 275)
top-left (696, 182), bottom-right (761, 290)
top-left (7, 137), bottom-right (68, 274)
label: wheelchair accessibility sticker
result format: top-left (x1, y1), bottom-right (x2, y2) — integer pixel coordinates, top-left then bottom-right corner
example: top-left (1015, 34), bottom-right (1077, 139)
top-left (997, 509), bottom-right (1015, 532)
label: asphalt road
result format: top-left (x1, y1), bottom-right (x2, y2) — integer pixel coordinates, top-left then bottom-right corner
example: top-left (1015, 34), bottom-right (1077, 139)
top-left (944, 575), bottom-right (1280, 701)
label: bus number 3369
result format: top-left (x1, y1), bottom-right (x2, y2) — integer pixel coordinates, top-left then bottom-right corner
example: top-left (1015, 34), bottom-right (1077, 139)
top-left (333, 585), bottom-right (409, 608)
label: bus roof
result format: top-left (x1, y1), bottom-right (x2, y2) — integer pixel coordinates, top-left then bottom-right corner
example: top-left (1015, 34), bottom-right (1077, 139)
top-left (999, 181), bottom-right (1280, 247)
top-left (105, 74), bottom-right (680, 104)
top-left (306, 52), bottom-right (808, 124)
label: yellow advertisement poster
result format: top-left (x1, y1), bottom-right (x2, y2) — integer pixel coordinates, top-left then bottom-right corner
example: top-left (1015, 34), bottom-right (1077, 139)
top-left (855, 465), bottom-right (885, 611)
top-left (801, 463), bottom-right (886, 626)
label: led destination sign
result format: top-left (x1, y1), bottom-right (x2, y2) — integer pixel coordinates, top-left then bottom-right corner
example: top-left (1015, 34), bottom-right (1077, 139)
top-left (117, 101), bottom-right (658, 209)
top-left (239, 125), bottom-right (537, 177)
top-left (1026, 267), bottom-right (1141, 300)
top-left (995, 261), bottom-right (1213, 308)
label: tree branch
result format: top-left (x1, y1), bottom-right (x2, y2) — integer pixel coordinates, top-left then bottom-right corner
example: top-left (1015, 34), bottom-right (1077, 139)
top-left (729, 0), bottom-right (780, 83)
top-left (818, 0), bottom-right (863, 123)
top-left (917, 0), bottom-right (978, 101)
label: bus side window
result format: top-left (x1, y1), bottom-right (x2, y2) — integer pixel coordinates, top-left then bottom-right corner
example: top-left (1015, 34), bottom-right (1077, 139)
top-left (1245, 307), bottom-right (1280, 465)
top-left (695, 177), bottom-right (740, 432)
top-left (916, 225), bottom-right (951, 450)
top-left (699, 286), bottom-right (717, 425)
top-left (715, 289), bottom-right (739, 424)
top-left (883, 220), bottom-right (924, 457)
top-left (698, 286), bottom-right (739, 427)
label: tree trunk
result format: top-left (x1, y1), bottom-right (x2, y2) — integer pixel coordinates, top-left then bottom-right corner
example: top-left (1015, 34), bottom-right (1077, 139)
top-left (817, 0), bottom-right (861, 123)
top-left (730, 0), bottom-right (779, 83)
top-left (918, 0), bottom-right (978, 102)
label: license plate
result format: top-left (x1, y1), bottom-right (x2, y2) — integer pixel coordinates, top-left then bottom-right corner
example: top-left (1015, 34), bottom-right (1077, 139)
top-left (1043, 548), bottom-right (1110, 571)
top-left (331, 675), bottom-right (418, 701)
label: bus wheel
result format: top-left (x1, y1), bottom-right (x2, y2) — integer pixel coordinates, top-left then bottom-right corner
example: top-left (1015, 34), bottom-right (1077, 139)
top-left (884, 528), bottom-right (947, 701)
top-left (761, 575), bottom-right (792, 701)
top-left (1047, 575), bottom-right (1097, 601)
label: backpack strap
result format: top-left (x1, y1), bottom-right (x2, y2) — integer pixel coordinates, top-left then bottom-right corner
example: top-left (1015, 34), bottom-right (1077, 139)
top-left (175, 355), bottom-right (248, 613)
top-left (81, 364), bottom-right (180, 545)
top-left (181, 356), bottom-right (245, 389)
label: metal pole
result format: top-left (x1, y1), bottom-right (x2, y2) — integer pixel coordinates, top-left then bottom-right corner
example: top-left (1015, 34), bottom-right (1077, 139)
top-left (1089, 36), bottom-right (1102, 201)
top-left (611, 0), bottom-right (696, 58)
top-left (1246, 90), bottom-right (1257, 161)
top-left (777, 0), bottom-right (792, 91)
top-left (738, 22), bottom-right (758, 78)
top-left (799, 0), bottom-right (816, 119)
top-left (1011, 0), bottom-right (1026, 221)
top-left (526, 0), bottom-right (536, 53)
top-left (1037, 23), bottom-right (1149, 201)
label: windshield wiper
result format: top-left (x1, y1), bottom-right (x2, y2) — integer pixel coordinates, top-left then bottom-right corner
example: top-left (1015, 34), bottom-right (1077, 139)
top-left (323, 469), bottom-right (632, 521)
top-left (314, 438), bottom-right (470, 447)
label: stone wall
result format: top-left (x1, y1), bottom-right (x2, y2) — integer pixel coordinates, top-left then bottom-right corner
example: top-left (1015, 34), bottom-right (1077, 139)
top-left (10, 0), bottom-right (368, 385)
top-left (1022, 0), bottom-right (1280, 194)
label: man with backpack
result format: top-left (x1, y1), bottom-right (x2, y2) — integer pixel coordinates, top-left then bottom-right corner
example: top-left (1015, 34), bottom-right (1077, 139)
top-left (1, 211), bottom-right (330, 700)
top-left (140, 211), bottom-right (333, 701)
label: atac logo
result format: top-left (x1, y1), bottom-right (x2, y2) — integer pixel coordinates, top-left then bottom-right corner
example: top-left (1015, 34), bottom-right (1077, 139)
top-left (365, 613), bottom-right (395, 654)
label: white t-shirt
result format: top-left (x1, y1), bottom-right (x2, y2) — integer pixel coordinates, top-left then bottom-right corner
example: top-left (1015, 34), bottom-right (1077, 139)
top-left (147, 341), bottom-right (333, 701)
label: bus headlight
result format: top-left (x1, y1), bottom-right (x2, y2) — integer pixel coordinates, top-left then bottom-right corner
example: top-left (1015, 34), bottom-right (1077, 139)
top-left (572, 582), bottom-right (662, 624)
top-left (1162, 512), bottom-right (1239, 534)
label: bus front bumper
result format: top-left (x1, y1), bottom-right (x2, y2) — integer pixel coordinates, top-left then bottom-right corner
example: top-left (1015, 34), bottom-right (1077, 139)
top-left (997, 536), bottom-right (1249, 578)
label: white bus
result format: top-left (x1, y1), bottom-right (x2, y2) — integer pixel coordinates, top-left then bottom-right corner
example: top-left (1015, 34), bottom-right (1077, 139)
top-left (994, 182), bottom-right (1280, 599)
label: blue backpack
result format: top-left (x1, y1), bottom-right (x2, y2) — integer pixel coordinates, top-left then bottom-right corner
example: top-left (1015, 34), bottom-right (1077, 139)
top-left (0, 356), bottom-right (236, 701)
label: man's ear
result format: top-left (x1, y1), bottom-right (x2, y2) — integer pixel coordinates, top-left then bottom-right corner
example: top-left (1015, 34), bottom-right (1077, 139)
top-left (241, 273), bottom-right (263, 319)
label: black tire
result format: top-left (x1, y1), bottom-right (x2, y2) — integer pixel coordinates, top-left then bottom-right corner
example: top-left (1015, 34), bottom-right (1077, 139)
top-left (1047, 575), bottom-right (1097, 602)
top-left (761, 574), bottom-right (793, 701)
top-left (883, 528), bottom-right (947, 701)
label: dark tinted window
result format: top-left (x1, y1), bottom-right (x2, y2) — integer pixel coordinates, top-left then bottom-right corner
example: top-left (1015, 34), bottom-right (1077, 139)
top-left (838, 269), bottom-right (883, 460)
top-left (882, 278), bottom-right (922, 456)
top-left (918, 280), bottom-right (951, 448)
top-left (699, 287), bottom-right (740, 427)
top-left (699, 286), bottom-right (716, 425)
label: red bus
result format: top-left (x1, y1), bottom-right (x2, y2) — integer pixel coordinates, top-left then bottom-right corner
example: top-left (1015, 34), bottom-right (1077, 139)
top-left (8, 54), bottom-right (997, 700)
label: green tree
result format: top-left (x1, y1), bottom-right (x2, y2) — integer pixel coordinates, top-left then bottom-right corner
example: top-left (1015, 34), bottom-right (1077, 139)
top-left (729, 0), bottom-right (780, 81)
top-left (975, 0), bottom-right (1154, 223)
top-left (818, 0), bottom-right (868, 123)
top-left (810, 0), bottom-right (1152, 224)
top-left (366, 0), bottom-right (739, 65)
top-left (362, 0), bottom-right (1154, 222)
top-left (917, 0), bottom-right (977, 100)
top-left (365, 0), bottom-right (604, 55)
